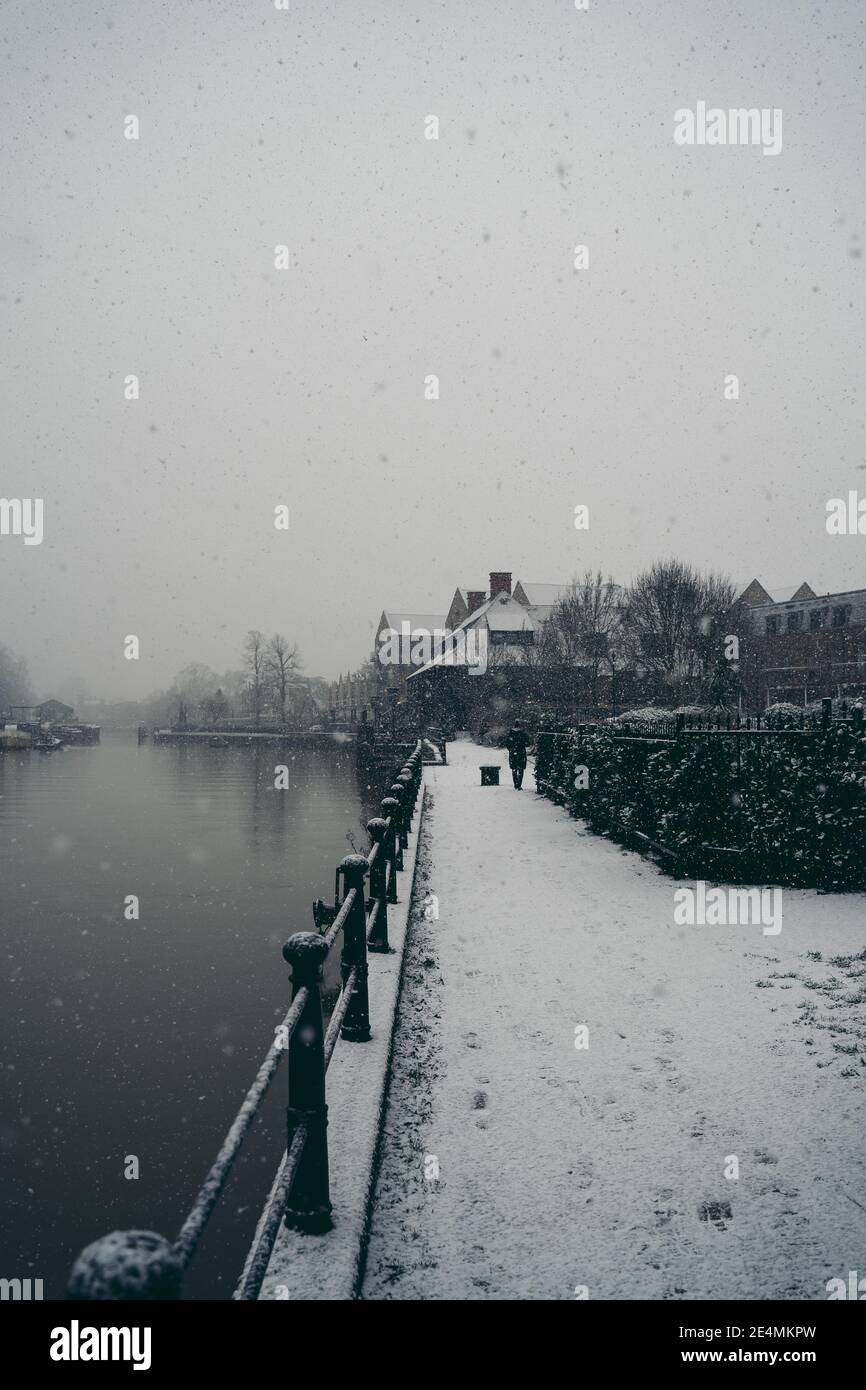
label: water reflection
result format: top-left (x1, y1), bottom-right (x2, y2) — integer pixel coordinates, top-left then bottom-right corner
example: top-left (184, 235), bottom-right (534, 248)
top-left (0, 732), bottom-right (376, 1299)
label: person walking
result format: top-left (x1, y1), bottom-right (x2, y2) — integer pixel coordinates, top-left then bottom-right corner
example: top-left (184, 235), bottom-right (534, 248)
top-left (504, 721), bottom-right (528, 789)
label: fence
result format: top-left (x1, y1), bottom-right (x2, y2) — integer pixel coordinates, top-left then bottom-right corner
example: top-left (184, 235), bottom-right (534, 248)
top-left (536, 701), bottom-right (866, 889)
top-left (66, 740), bottom-right (425, 1301)
top-left (610, 699), bottom-right (864, 741)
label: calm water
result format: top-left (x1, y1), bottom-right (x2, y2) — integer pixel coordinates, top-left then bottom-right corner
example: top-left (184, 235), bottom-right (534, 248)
top-left (0, 732), bottom-right (378, 1298)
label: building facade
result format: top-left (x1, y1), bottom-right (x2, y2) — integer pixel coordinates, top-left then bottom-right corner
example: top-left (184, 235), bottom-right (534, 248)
top-left (734, 579), bottom-right (866, 707)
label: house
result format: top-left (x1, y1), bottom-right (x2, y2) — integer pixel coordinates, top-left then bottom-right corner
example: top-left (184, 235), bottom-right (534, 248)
top-left (373, 609), bottom-right (448, 695)
top-left (405, 573), bottom-right (554, 731)
top-left (445, 587), bottom-right (487, 630)
top-left (321, 671), bottom-right (373, 724)
top-left (733, 580), bottom-right (866, 706)
top-left (8, 698), bottom-right (75, 724)
top-left (512, 581), bottom-right (571, 624)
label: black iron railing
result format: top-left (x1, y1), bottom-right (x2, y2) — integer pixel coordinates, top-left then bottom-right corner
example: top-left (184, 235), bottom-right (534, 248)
top-left (66, 741), bottom-right (425, 1301)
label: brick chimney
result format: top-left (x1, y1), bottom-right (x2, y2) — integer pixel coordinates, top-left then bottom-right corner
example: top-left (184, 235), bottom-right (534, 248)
top-left (467, 590), bottom-right (486, 614)
top-left (489, 571), bottom-right (512, 601)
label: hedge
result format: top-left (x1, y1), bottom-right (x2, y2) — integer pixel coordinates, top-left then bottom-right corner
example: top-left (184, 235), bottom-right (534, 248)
top-left (535, 721), bottom-right (866, 890)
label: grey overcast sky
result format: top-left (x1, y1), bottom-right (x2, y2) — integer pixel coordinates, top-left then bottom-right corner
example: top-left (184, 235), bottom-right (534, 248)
top-left (1, 0), bottom-right (864, 698)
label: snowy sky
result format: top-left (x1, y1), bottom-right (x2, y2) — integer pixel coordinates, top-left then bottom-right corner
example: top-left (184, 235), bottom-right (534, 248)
top-left (1, 0), bottom-right (864, 696)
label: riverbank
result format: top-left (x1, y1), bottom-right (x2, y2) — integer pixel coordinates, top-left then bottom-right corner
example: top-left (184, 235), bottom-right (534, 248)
top-left (360, 739), bottom-right (866, 1300)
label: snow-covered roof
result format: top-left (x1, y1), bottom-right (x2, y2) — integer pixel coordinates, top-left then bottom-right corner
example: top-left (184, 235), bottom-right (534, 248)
top-left (406, 593), bottom-right (535, 678)
top-left (486, 606), bottom-right (534, 633)
top-left (736, 580), bottom-right (815, 607)
top-left (769, 582), bottom-right (816, 604)
top-left (514, 582), bottom-right (568, 607)
top-left (379, 611), bottom-right (448, 633)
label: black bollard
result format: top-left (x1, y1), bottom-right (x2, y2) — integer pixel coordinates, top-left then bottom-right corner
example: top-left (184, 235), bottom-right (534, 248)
top-left (366, 818), bottom-right (391, 953)
top-left (338, 856), bottom-right (372, 1042)
top-left (380, 797), bottom-right (400, 902)
top-left (282, 932), bottom-right (333, 1232)
top-left (389, 783), bottom-right (408, 856)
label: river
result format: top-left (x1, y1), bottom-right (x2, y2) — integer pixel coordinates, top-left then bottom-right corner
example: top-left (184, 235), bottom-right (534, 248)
top-left (0, 731), bottom-right (379, 1299)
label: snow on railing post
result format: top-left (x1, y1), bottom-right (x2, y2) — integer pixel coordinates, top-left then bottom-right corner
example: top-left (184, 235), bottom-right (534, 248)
top-left (381, 796), bottom-right (400, 903)
top-left (410, 747), bottom-right (423, 801)
top-left (391, 783), bottom-right (408, 856)
top-left (396, 771), bottom-right (414, 832)
top-left (338, 855), bottom-right (372, 1042)
top-left (675, 714), bottom-right (684, 740)
top-left (385, 790), bottom-right (405, 869)
top-left (400, 760), bottom-right (417, 814)
top-left (282, 932), bottom-right (333, 1233)
top-left (366, 818), bottom-right (391, 953)
top-left (67, 1229), bottom-right (183, 1300)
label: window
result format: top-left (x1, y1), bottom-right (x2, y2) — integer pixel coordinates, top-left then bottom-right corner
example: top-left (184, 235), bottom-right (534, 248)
top-left (832, 605), bottom-right (851, 629)
top-left (786, 611), bottom-right (802, 632)
top-left (809, 608), bottom-right (828, 631)
top-left (765, 616), bottom-right (781, 635)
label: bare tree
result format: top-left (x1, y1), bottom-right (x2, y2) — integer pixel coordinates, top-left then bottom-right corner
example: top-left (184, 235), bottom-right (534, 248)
top-left (0, 641), bottom-right (33, 710)
top-left (244, 630), bottom-right (269, 727)
top-left (266, 633), bottom-right (301, 726)
top-left (622, 560), bottom-right (735, 704)
top-left (544, 571), bottom-right (624, 712)
top-left (201, 688), bottom-right (229, 726)
top-left (162, 662), bottom-right (220, 724)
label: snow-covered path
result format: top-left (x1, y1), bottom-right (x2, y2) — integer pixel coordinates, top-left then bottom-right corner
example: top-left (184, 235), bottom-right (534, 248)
top-left (360, 739), bottom-right (866, 1301)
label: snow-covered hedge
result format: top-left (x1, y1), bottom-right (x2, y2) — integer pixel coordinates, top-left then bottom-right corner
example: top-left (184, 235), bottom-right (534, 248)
top-left (763, 702), bottom-right (805, 729)
top-left (535, 722), bottom-right (866, 889)
top-left (605, 706), bottom-right (674, 725)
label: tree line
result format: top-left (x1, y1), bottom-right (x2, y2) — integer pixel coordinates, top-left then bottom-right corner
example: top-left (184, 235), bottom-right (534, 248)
top-left (534, 559), bottom-right (738, 707)
top-left (0, 640), bottom-right (34, 711)
top-left (144, 630), bottom-right (303, 727)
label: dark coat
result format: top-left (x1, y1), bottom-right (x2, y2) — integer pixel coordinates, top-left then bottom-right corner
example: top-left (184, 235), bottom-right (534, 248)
top-left (505, 728), bottom-right (528, 764)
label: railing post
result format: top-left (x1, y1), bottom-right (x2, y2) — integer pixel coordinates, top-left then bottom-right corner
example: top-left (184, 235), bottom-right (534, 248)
top-left (382, 793), bottom-right (403, 874)
top-left (396, 771), bottom-right (414, 830)
top-left (338, 855), bottom-right (372, 1042)
top-left (389, 783), bottom-right (408, 855)
top-left (381, 797), bottom-right (400, 902)
top-left (282, 932), bottom-right (332, 1233)
top-left (366, 818), bottom-right (390, 953)
top-left (404, 754), bottom-right (420, 810)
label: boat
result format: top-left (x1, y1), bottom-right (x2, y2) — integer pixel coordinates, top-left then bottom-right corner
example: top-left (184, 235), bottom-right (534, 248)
top-left (33, 733), bottom-right (64, 751)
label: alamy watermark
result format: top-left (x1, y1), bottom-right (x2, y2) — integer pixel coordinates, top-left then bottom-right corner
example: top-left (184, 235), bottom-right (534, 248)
top-left (826, 1270), bottom-right (866, 1299)
top-left (674, 881), bottom-right (782, 936)
top-left (674, 102), bottom-right (782, 156)
top-left (1, 1276), bottom-right (43, 1299)
top-left (826, 491), bottom-right (866, 535)
top-left (378, 621), bottom-right (488, 675)
top-left (0, 497), bottom-right (43, 545)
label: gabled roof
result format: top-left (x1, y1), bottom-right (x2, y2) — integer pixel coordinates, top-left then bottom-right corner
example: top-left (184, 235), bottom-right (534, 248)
top-left (736, 579), bottom-right (774, 607)
top-left (486, 606), bottom-right (534, 632)
top-left (379, 611), bottom-right (448, 633)
top-left (772, 582), bottom-right (817, 604)
top-left (406, 593), bottom-right (536, 679)
top-left (736, 580), bottom-right (817, 607)
top-left (513, 581), bottom-right (569, 607)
